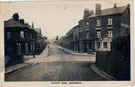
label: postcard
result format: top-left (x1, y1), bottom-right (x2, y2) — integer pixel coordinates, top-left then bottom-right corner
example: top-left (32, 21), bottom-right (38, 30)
top-left (0, 0), bottom-right (134, 87)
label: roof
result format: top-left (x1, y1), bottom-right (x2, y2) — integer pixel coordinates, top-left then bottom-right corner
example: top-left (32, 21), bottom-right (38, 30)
top-left (4, 19), bottom-right (28, 28)
top-left (88, 5), bottom-right (128, 18)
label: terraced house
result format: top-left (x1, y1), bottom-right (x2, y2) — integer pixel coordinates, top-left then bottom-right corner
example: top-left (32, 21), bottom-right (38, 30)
top-left (4, 13), bottom-right (46, 66)
top-left (63, 3), bottom-right (130, 54)
top-left (91, 4), bottom-right (130, 52)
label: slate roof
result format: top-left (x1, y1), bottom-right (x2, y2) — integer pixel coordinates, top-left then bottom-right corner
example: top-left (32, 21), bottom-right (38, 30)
top-left (4, 19), bottom-right (28, 28)
top-left (88, 5), bottom-right (129, 18)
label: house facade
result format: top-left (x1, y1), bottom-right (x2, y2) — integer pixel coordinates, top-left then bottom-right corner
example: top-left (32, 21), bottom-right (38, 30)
top-left (60, 4), bottom-right (130, 54)
top-left (92, 4), bottom-right (130, 52)
top-left (4, 13), bottom-right (46, 66)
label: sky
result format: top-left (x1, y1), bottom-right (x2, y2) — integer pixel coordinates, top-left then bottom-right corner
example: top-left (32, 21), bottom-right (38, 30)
top-left (1, 0), bottom-right (130, 39)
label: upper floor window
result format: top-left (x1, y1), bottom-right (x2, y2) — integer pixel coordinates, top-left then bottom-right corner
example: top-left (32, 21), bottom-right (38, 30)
top-left (96, 31), bottom-right (101, 38)
top-left (86, 21), bottom-right (89, 26)
top-left (79, 32), bottom-right (82, 38)
top-left (108, 30), bottom-right (113, 37)
top-left (20, 31), bottom-right (24, 38)
top-left (107, 18), bottom-right (113, 25)
top-left (7, 32), bottom-right (11, 39)
top-left (96, 19), bottom-right (101, 26)
top-left (86, 31), bottom-right (89, 38)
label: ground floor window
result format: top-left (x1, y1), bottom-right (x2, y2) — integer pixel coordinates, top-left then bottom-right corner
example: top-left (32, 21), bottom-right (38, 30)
top-left (86, 43), bottom-right (89, 49)
top-left (17, 43), bottom-right (21, 54)
top-left (31, 44), bottom-right (33, 52)
top-left (103, 42), bottom-right (108, 48)
top-left (25, 43), bottom-right (28, 54)
top-left (89, 43), bottom-right (92, 49)
top-left (97, 42), bottom-right (100, 49)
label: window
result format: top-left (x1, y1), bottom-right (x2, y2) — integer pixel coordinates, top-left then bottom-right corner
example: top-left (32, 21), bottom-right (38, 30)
top-left (107, 18), bottom-right (113, 25)
top-left (30, 33), bottom-right (33, 38)
top-left (108, 30), bottom-right (113, 37)
top-left (20, 31), bottom-right (24, 38)
top-left (96, 19), bottom-right (101, 26)
top-left (86, 31), bottom-right (89, 38)
top-left (25, 43), bottom-right (28, 55)
top-left (7, 32), bottom-right (11, 39)
top-left (86, 21), bottom-right (89, 26)
top-left (79, 32), bottom-right (82, 38)
top-left (89, 43), bottom-right (92, 49)
top-left (103, 42), bottom-right (108, 48)
top-left (86, 43), bottom-right (89, 49)
top-left (97, 31), bottom-right (101, 38)
top-left (97, 42), bottom-right (100, 49)
top-left (17, 43), bottom-right (21, 54)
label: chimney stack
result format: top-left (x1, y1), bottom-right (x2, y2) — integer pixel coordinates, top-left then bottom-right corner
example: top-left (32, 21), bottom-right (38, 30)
top-left (83, 8), bottom-right (90, 18)
top-left (13, 13), bottom-right (19, 21)
top-left (95, 4), bottom-right (101, 15)
top-left (114, 3), bottom-right (117, 8)
top-left (127, 4), bottom-right (130, 8)
top-left (89, 10), bottom-right (94, 16)
top-left (20, 19), bottom-right (24, 24)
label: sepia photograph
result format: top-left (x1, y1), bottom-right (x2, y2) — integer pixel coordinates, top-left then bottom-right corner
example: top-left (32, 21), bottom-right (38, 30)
top-left (0, 0), bottom-right (134, 86)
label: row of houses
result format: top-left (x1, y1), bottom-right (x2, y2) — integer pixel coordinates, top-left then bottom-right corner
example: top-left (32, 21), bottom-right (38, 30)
top-left (58, 3), bottom-right (130, 80)
top-left (59, 3), bottom-right (130, 54)
top-left (4, 13), bottom-right (47, 66)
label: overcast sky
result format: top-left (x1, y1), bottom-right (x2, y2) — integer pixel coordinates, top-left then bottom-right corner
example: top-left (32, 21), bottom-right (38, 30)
top-left (2, 0), bottom-right (129, 39)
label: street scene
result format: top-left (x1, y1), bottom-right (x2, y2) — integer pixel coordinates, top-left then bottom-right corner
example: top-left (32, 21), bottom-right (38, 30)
top-left (3, 1), bottom-right (130, 81)
top-left (5, 43), bottom-right (106, 81)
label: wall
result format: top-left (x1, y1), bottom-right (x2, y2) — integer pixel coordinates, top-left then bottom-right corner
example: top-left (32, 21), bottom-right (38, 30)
top-left (96, 35), bottom-right (130, 80)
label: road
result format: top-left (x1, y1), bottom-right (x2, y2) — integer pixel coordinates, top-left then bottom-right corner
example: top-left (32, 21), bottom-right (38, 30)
top-left (5, 44), bottom-right (105, 81)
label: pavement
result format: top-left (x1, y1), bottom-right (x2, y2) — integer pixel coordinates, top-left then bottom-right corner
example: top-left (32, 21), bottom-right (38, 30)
top-left (57, 45), bottom-right (96, 56)
top-left (5, 45), bottom-right (49, 74)
top-left (5, 43), bottom-right (114, 81)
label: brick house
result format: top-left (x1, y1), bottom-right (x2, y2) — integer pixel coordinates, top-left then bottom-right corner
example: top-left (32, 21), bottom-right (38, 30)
top-left (4, 13), bottom-right (45, 66)
top-left (72, 25), bottom-right (79, 52)
top-left (78, 9), bottom-right (95, 53)
top-left (59, 4), bottom-right (130, 54)
top-left (88, 4), bottom-right (130, 52)
top-left (92, 4), bottom-right (130, 80)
